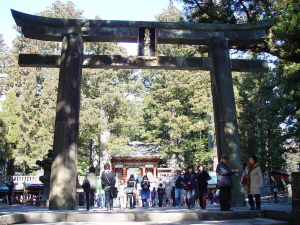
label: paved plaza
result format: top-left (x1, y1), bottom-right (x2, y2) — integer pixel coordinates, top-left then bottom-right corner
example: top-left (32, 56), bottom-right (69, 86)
top-left (0, 195), bottom-right (292, 225)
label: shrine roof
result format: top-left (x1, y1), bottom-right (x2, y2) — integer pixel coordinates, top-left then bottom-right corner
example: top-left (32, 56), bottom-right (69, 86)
top-left (112, 142), bottom-right (161, 158)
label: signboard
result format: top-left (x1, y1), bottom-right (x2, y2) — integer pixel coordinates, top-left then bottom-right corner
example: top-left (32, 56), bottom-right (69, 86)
top-left (138, 27), bottom-right (157, 57)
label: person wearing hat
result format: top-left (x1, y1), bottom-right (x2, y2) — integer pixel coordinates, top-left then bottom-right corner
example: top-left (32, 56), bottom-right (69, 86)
top-left (216, 154), bottom-right (240, 211)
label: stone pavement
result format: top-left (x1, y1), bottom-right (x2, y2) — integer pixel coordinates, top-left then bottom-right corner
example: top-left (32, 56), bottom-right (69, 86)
top-left (0, 201), bottom-right (292, 225)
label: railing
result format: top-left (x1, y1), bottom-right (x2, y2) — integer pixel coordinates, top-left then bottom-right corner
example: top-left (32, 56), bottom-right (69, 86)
top-left (0, 175), bottom-right (177, 188)
top-left (0, 176), bottom-right (41, 189)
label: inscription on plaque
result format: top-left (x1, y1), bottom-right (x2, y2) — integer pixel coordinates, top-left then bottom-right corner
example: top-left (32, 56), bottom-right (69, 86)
top-left (138, 27), bottom-right (157, 57)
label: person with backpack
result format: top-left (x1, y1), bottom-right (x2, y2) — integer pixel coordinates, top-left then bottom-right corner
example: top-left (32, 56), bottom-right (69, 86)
top-left (157, 183), bottom-right (166, 207)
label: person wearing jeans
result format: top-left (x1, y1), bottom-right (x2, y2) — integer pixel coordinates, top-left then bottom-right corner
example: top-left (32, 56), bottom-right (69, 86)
top-left (101, 162), bottom-right (116, 211)
top-left (183, 165), bottom-right (197, 209)
top-left (151, 187), bottom-right (157, 207)
top-left (173, 171), bottom-right (184, 207)
top-left (97, 179), bottom-right (105, 208)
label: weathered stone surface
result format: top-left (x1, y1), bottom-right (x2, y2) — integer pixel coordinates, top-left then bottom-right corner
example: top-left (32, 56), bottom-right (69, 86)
top-left (11, 9), bottom-right (275, 46)
top-left (291, 172), bottom-right (300, 225)
top-left (18, 54), bottom-right (268, 72)
top-left (208, 37), bottom-right (244, 207)
top-left (0, 214), bottom-right (29, 225)
top-left (49, 33), bottom-right (83, 210)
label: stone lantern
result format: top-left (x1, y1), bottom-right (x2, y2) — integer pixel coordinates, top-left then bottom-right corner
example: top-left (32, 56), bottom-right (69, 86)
top-left (36, 150), bottom-right (53, 207)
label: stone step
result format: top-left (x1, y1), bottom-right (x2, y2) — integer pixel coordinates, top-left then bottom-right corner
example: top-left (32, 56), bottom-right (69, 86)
top-left (1, 210), bottom-right (291, 225)
top-left (21, 218), bottom-right (291, 225)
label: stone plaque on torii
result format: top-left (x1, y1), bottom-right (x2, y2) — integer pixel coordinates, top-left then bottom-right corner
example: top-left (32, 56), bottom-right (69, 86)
top-left (11, 9), bottom-right (275, 210)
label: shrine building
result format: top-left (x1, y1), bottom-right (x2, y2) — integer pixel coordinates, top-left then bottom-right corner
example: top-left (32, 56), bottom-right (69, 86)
top-left (110, 142), bottom-right (173, 183)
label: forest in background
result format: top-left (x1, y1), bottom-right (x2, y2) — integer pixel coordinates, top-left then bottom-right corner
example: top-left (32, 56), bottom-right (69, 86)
top-left (0, 0), bottom-right (299, 175)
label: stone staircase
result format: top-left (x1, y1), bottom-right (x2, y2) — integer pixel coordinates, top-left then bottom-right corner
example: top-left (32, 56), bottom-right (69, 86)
top-left (0, 206), bottom-right (292, 225)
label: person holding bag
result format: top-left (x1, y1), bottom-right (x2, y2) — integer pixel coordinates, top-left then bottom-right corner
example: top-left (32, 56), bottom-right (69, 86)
top-left (101, 162), bottom-right (116, 211)
top-left (241, 155), bottom-right (263, 210)
top-left (183, 165), bottom-right (197, 210)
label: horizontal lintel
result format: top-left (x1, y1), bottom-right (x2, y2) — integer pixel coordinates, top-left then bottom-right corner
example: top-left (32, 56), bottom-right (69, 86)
top-left (19, 54), bottom-right (268, 72)
top-left (11, 10), bottom-right (275, 46)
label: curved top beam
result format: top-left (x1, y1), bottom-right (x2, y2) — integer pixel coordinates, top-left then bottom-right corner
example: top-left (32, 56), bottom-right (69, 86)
top-left (11, 9), bottom-right (275, 46)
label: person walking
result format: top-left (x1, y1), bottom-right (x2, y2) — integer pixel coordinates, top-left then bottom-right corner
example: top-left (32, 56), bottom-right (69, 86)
top-left (101, 162), bottom-right (116, 211)
top-left (273, 185), bottom-right (278, 203)
top-left (196, 164), bottom-right (211, 209)
top-left (171, 185), bottom-right (176, 206)
top-left (5, 181), bottom-right (14, 205)
top-left (157, 183), bottom-right (166, 207)
top-left (83, 166), bottom-right (97, 211)
top-left (208, 190), bottom-right (214, 204)
top-left (140, 175), bottom-right (150, 208)
top-left (216, 154), bottom-right (240, 211)
top-left (118, 179), bottom-right (127, 209)
top-left (151, 187), bottom-right (157, 207)
top-left (173, 171), bottom-right (184, 207)
top-left (127, 174), bottom-right (137, 209)
top-left (183, 165), bottom-right (197, 210)
top-left (97, 178), bottom-right (105, 208)
top-left (241, 155), bottom-right (263, 210)
top-left (215, 189), bottom-right (220, 204)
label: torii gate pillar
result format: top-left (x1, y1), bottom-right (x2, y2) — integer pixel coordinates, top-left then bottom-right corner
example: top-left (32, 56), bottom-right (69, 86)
top-left (49, 34), bottom-right (83, 210)
top-left (208, 38), bottom-right (244, 206)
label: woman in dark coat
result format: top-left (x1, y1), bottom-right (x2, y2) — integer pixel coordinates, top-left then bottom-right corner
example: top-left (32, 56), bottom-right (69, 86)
top-left (5, 181), bottom-right (14, 205)
top-left (183, 165), bottom-right (197, 209)
top-left (196, 164), bottom-right (211, 209)
top-left (157, 183), bottom-right (166, 207)
top-left (127, 174), bottom-right (137, 209)
top-left (101, 162), bottom-right (116, 211)
top-left (140, 175), bottom-right (150, 207)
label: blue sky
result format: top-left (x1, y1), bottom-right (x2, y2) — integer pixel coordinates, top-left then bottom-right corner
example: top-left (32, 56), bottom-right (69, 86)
top-left (0, 0), bottom-right (183, 54)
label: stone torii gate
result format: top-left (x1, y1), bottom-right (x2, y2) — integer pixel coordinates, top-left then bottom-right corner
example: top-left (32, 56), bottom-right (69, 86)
top-left (11, 9), bottom-right (274, 210)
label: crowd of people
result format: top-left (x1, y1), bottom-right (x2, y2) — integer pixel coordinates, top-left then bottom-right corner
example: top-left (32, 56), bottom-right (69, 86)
top-left (84, 154), bottom-right (264, 211)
